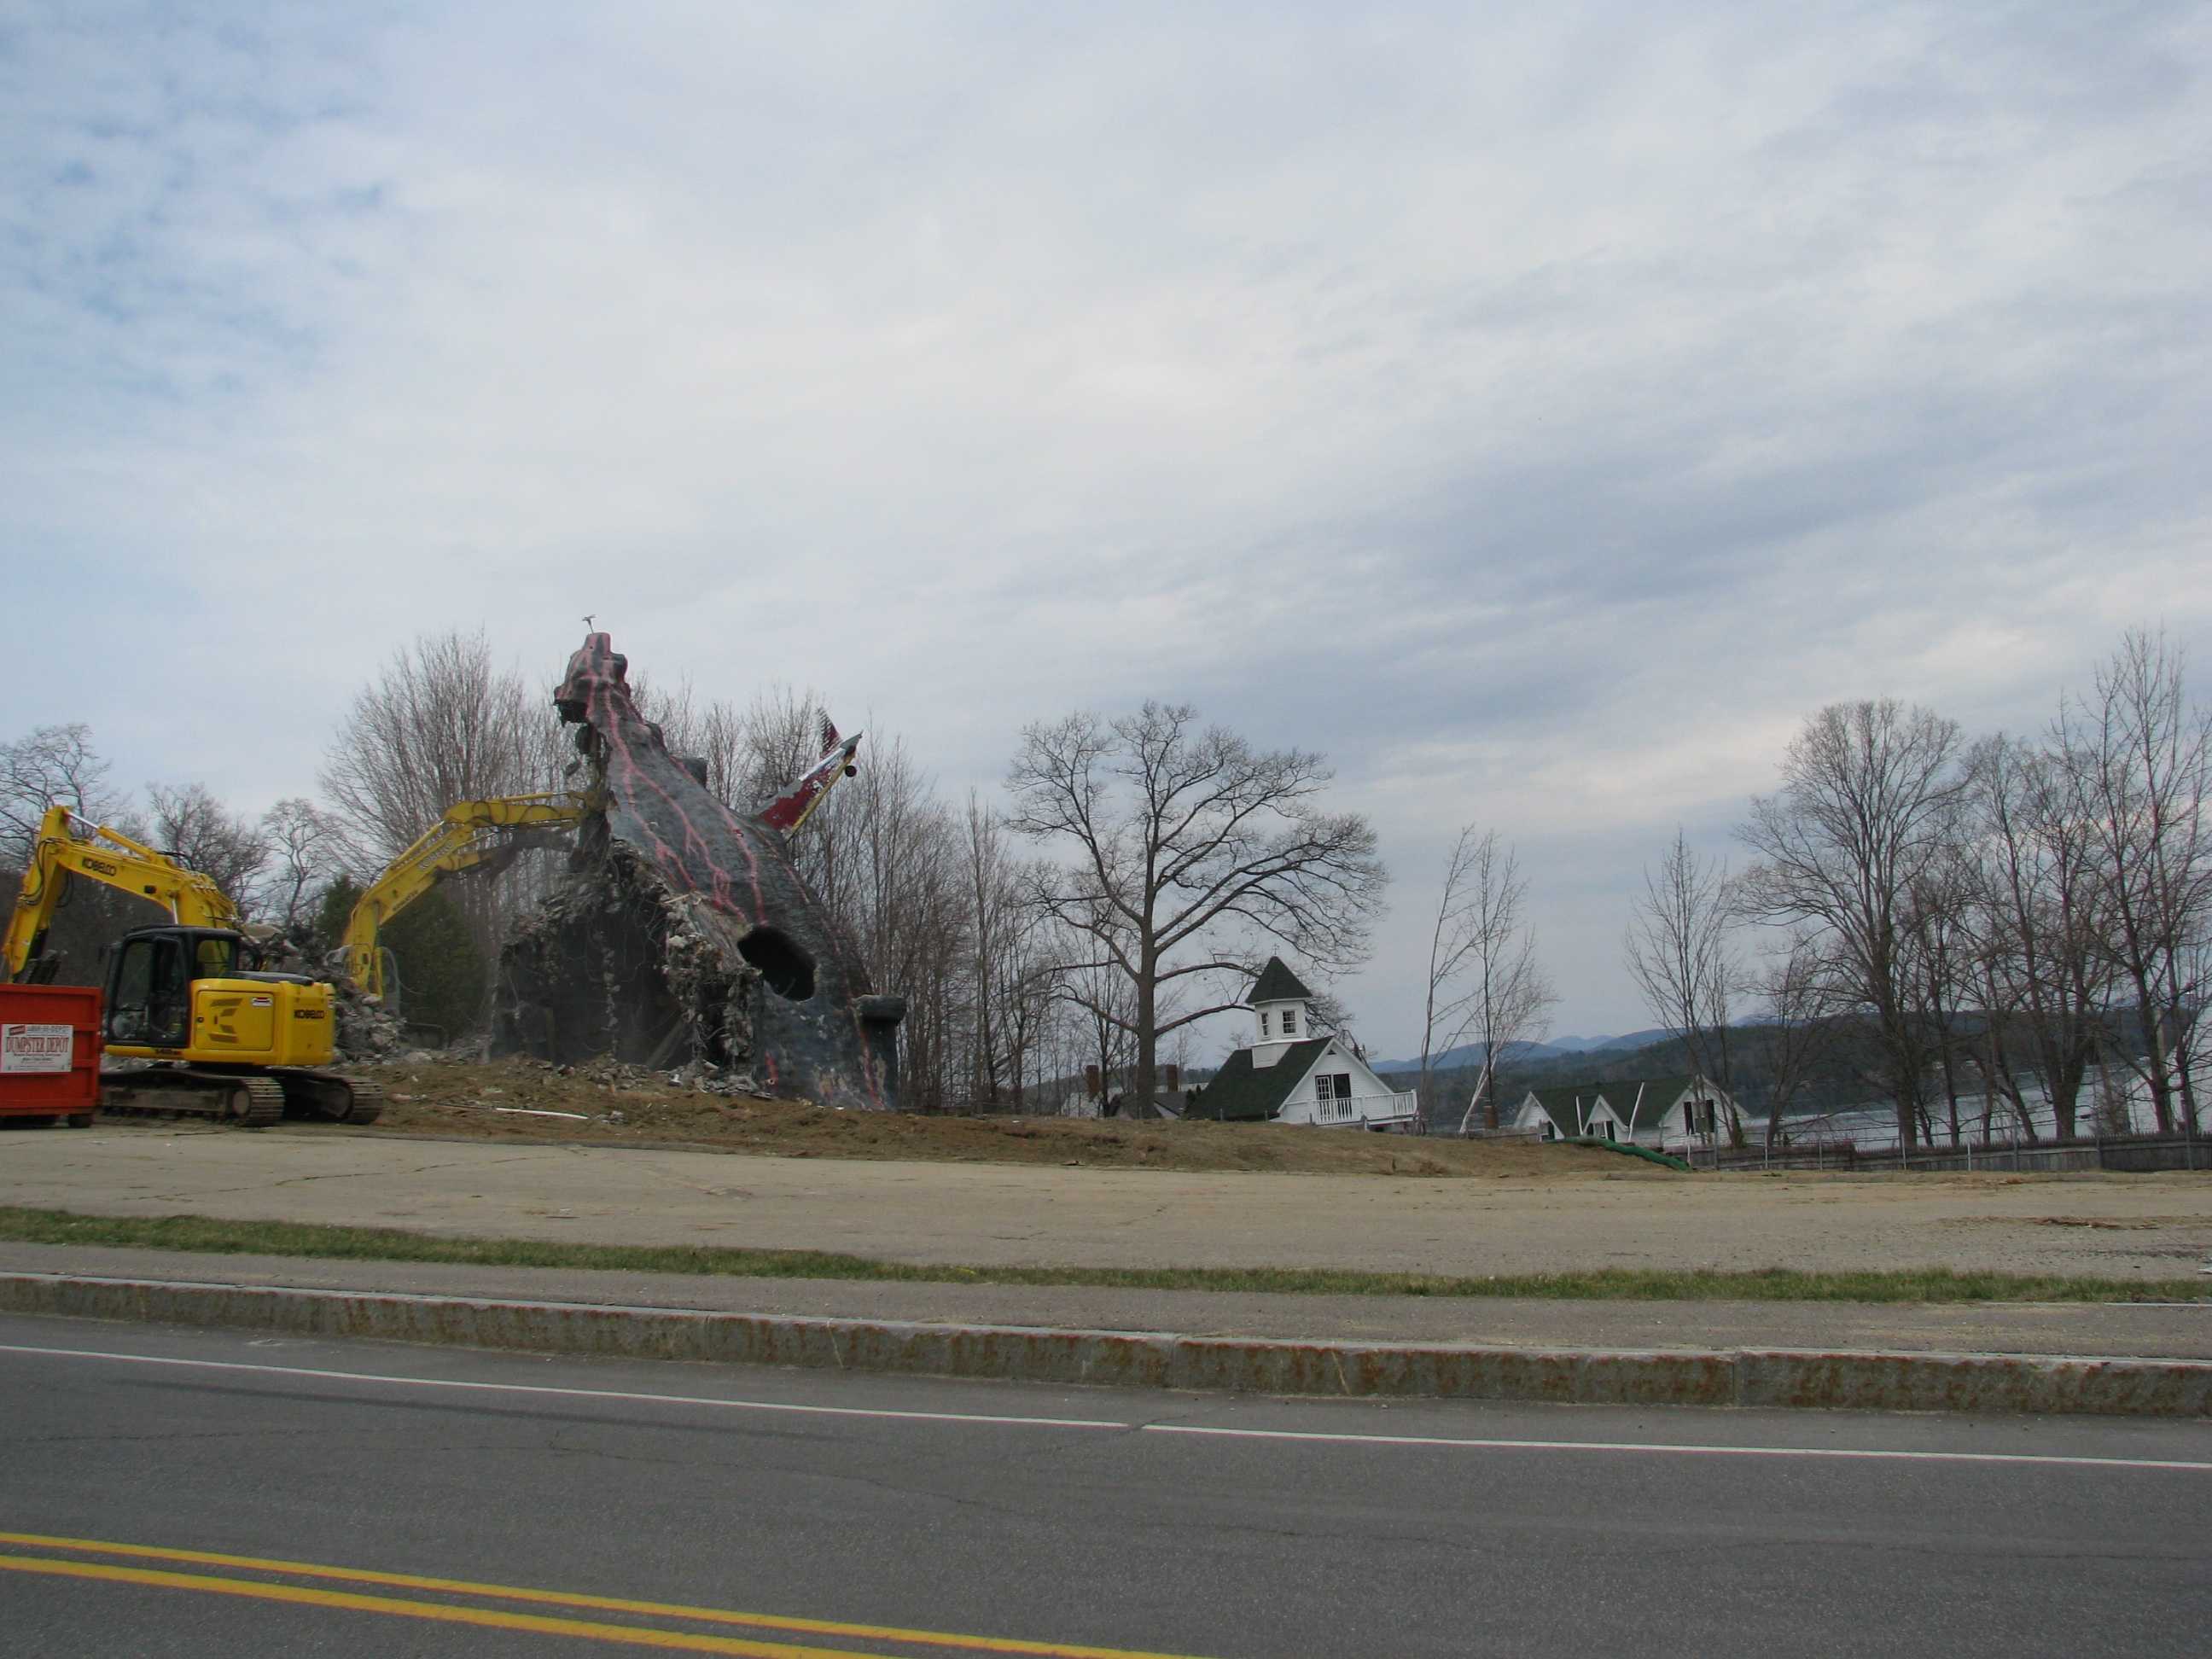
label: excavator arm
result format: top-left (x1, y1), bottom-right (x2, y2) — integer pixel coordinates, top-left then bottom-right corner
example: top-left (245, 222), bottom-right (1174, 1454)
top-left (342, 791), bottom-right (589, 1000)
top-left (4, 805), bottom-right (240, 982)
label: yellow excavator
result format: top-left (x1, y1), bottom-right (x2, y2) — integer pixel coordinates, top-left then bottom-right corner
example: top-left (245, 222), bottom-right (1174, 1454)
top-left (3, 805), bottom-right (381, 1125)
top-left (341, 720), bottom-right (863, 1002)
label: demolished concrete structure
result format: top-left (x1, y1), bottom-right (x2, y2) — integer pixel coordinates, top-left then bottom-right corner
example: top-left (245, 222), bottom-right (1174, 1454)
top-left (493, 632), bottom-right (904, 1109)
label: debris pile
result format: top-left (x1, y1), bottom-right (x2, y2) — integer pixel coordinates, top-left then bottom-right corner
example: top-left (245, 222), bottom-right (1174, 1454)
top-left (331, 981), bottom-right (409, 1062)
top-left (493, 632), bottom-right (905, 1109)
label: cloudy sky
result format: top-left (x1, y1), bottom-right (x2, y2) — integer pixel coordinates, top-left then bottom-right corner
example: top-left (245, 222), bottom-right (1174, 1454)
top-left (6, 2), bottom-right (2209, 1060)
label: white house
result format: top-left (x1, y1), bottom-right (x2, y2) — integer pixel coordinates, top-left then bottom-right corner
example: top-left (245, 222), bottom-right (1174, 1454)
top-left (1614, 1075), bottom-right (1741, 1150)
top-left (1501, 1075), bottom-right (1739, 1152)
top-left (1190, 958), bottom-right (1418, 1129)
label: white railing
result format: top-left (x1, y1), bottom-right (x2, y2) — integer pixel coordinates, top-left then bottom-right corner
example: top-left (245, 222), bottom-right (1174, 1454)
top-left (1305, 1091), bottom-right (1419, 1126)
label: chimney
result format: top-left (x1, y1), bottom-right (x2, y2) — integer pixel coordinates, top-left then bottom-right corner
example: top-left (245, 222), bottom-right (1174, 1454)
top-left (1164, 1063), bottom-right (1180, 1092)
top-left (1085, 1065), bottom-right (1101, 1100)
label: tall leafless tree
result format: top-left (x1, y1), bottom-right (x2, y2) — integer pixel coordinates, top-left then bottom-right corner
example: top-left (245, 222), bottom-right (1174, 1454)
top-left (144, 783), bottom-right (270, 910)
top-left (1738, 699), bottom-right (1964, 1148)
top-left (1748, 933), bottom-right (1836, 1150)
top-left (1434, 828), bottom-right (1557, 1132)
top-left (1959, 734), bottom-right (2109, 1140)
top-left (1623, 829), bottom-right (1741, 1118)
top-left (320, 628), bottom-right (560, 968)
top-left (257, 797), bottom-right (346, 937)
top-left (1007, 702), bottom-right (1387, 1115)
top-left (319, 629), bottom-right (556, 866)
top-left (2055, 628), bottom-right (2211, 1132)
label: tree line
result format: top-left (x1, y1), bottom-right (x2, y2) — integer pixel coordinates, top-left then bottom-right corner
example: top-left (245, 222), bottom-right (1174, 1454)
top-left (1621, 627), bottom-right (2209, 1147)
top-left (18, 623), bottom-right (2191, 1138)
top-left (2, 632), bottom-right (1388, 1115)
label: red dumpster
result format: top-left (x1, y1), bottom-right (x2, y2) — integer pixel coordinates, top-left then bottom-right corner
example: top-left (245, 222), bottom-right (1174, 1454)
top-left (1, 983), bottom-right (103, 1126)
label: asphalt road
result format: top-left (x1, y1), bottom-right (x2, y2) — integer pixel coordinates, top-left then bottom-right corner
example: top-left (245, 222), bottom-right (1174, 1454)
top-left (3, 1315), bottom-right (2208, 1658)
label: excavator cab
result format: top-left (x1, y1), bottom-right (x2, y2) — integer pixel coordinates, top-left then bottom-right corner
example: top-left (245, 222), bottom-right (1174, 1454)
top-left (105, 927), bottom-right (240, 1048)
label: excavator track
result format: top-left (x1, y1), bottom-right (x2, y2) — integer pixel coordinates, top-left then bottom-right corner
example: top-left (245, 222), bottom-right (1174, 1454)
top-left (99, 1069), bottom-right (286, 1127)
top-left (271, 1070), bottom-right (386, 1126)
top-left (336, 1078), bottom-right (386, 1125)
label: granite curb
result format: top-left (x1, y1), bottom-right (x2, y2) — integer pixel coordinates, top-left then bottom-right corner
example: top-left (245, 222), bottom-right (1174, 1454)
top-left (6, 1271), bottom-right (2208, 1418)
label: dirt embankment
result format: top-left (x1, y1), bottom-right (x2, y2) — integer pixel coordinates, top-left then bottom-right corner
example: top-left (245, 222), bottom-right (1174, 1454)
top-left (344, 1057), bottom-right (1677, 1180)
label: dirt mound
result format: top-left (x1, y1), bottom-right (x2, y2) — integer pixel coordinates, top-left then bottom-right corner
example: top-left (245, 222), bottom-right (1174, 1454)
top-left (343, 1057), bottom-right (1677, 1179)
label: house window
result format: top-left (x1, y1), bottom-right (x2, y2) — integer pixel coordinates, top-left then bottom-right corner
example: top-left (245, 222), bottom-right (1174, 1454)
top-left (1281, 1008), bottom-right (1297, 1035)
top-left (1684, 1103), bottom-right (1697, 1132)
top-left (1260, 1011), bottom-right (1271, 1038)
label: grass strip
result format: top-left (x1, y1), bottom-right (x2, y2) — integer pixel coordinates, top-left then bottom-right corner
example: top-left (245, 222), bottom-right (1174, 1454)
top-left (1, 1207), bottom-right (2203, 1304)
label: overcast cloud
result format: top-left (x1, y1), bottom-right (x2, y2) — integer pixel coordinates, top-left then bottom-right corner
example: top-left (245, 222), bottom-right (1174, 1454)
top-left (5, 1), bottom-right (2209, 1060)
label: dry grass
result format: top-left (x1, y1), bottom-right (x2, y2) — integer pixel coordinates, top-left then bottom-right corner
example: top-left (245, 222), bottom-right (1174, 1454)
top-left (6, 1206), bottom-right (2200, 1302)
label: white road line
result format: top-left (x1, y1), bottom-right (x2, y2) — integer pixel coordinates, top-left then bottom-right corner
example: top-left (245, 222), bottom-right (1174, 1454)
top-left (0, 1343), bottom-right (1130, 1430)
top-left (3, 1340), bottom-right (2208, 1472)
top-left (1138, 1422), bottom-right (2212, 1471)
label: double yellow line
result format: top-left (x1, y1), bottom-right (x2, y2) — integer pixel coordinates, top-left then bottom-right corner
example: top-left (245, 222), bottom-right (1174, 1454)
top-left (0, 1531), bottom-right (1210, 1658)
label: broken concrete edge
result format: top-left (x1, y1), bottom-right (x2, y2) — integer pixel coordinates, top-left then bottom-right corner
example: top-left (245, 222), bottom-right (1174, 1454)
top-left (3, 1272), bottom-right (2206, 1418)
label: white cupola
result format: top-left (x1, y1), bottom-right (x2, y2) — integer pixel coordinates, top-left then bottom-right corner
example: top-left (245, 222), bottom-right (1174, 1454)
top-left (1247, 956), bottom-right (1316, 1068)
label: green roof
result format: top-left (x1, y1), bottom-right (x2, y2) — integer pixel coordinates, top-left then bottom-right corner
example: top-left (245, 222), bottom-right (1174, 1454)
top-left (1190, 1039), bottom-right (1330, 1121)
top-left (1248, 958), bottom-right (1313, 1005)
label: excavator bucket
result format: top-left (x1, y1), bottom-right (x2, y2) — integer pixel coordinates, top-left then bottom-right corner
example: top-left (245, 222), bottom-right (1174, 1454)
top-left (495, 633), bottom-right (904, 1109)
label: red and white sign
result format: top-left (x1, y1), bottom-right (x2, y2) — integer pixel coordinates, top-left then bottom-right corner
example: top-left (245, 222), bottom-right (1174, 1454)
top-left (2, 1022), bottom-right (73, 1074)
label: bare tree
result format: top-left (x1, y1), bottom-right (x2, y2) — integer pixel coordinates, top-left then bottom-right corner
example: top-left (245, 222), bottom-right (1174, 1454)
top-left (2056, 628), bottom-right (2211, 1132)
top-left (143, 783), bottom-right (270, 910)
top-left (1, 724), bottom-right (120, 866)
top-left (1748, 933), bottom-right (1836, 1150)
top-left (0, 725), bottom-right (150, 981)
top-left (1437, 829), bottom-right (1557, 1131)
top-left (1899, 812), bottom-right (1979, 1146)
top-left (1007, 702), bottom-right (1387, 1115)
top-left (320, 629), bottom-right (559, 968)
top-left (962, 791), bottom-right (1020, 1109)
top-left (1623, 829), bottom-right (1740, 1115)
top-left (319, 629), bottom-right (556, 867)
top-left (830, 734), bottom-right (969, 1111)
top-left (1959, 734), bottom-right (2109, 1140)
top-left (1737, 700), bottom-right (1964, 1148)
top-left (1416, 825), bottom-right (1551, 1132)
top-left (256, 798), bottom-right (346, 937)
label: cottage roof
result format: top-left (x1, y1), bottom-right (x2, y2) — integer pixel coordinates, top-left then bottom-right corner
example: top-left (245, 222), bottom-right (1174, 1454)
top-left (1619, 1074), bottom-right (1699, 1134)
top-left (1247, 958), bottom-right (1313, 1005)
top-left (1190, 1038), bottom-right (1331, 1121)
top-left (1522, 1085), bottom-right (1600, 1138)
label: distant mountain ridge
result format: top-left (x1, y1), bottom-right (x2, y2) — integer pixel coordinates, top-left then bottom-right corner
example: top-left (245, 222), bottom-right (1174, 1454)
top-left (1371, 1028), bottom-right (1678, 1074)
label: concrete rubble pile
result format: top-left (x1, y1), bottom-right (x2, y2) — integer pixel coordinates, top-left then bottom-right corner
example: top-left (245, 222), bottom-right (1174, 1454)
top-left (492, 632), bottom-right (905, 1109)
top-left (331, 981), bottom-right (409, 1062)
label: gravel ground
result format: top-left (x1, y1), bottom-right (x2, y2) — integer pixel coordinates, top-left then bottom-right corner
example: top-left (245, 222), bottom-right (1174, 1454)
top-left (3, 1121), bottom-right (2209, 1279)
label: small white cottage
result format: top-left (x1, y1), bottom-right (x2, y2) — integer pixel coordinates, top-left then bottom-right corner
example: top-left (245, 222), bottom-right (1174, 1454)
top-left (1503, 1074), bottom-right (1740, 1150)
top-left (1190, 958), bottom-right (1417, 1129)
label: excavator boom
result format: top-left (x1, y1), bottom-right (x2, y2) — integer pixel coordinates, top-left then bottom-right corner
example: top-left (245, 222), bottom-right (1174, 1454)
top-left (341, 791), bottom-right (591, 999)
top-left (4, 805), bottom-right (238, 981)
